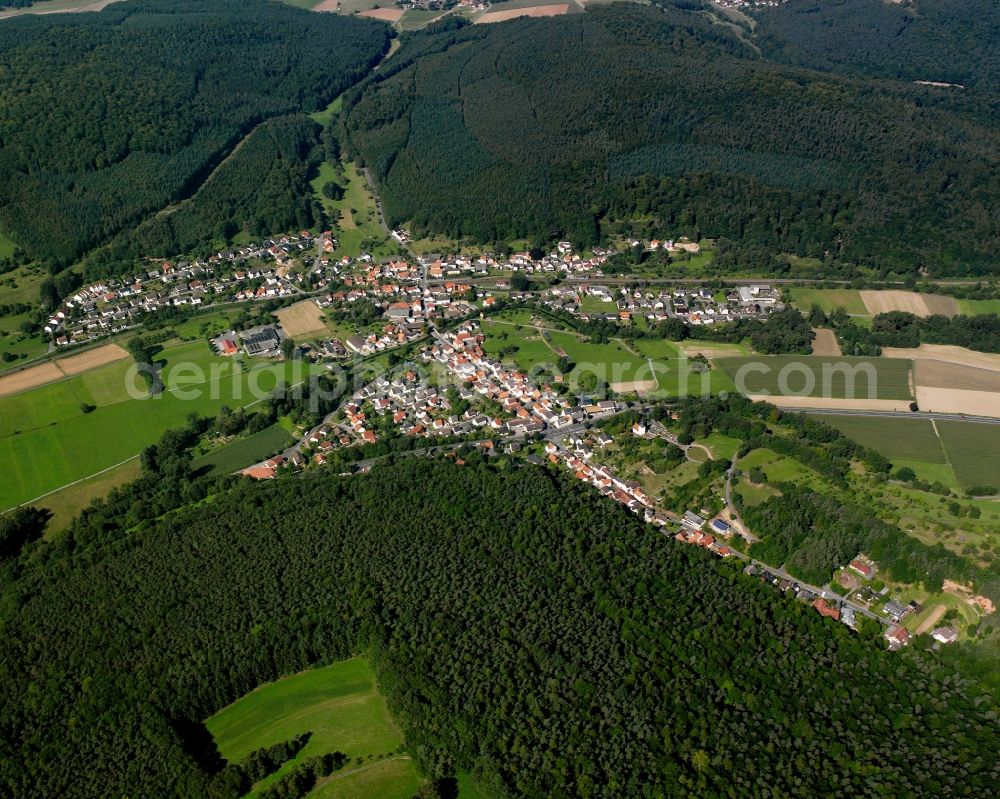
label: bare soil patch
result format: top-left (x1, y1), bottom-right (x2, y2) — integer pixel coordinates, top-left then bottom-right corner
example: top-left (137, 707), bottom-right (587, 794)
top-left (860, 290), bottom-right (959, 318)
top-left (746, 395), bottom-right (914, 412)
top-left (811, 328), bottom-right (841, 356)
top-left (313, 0), bottom-right (341, 11)
top-left (0, 343), bottom-right (129, 398)
top-left (611, 379), bottom-right (658, 394)
top-left (359, 6), bottom-right (404, 20)
top-left (56, 343), bottom-right (129, 376)
top-left (882, 344), bottom-right (1000, 373)
top-left (914, 605), bottom-right (947, 636)
top-left (914, 386), bottom-right (1000, 418)
top-left (276, 300), bottom-right (327, 339)
top-left (0, 362), bottom-right (63, 397)
top-left (679, 342), bottom-right (744, 359)
top-left (476, 4), bottom-right (569, 23)
top-left (913, 360), bottom-right (1000, 392)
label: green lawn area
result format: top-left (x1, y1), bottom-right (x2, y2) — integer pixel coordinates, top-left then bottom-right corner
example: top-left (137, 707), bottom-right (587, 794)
top-left (936, 420), bottom-right (1000, 493)
top-left (0, 340), bottom-right (316, 509)
top-left (957, 298), bottom-right (1000, 316)
top-left (309, 757), bottom-right (422, 799)
top-left (481, 321), bottom-right (559, 372)
top-left (35, 458), bottom-right (143, 537)
top-left (320, 160), bottom-right (396, 257)
top-left (732, 476), bottom-right (780, 507)
top-left (311, 94), bottom-right (344, 126)
top-left (0, 230), bottom-right (16, 259)
top-left (787, 288), bottom-right (869, 317)
top-left (738, 447), bottom-right (829, 491)
top-left (192, 424), bottom-right (295, 476)
top-left (698, 432), bottom-right (741, 461)
top-left (818, 415), bottom-right (946, 463)
top-left (0, 262), bottom-right (50, 304)
top-left (717, 356), bottom-right (913, 400)
top-left (396, 8), bottom-right (444, 30)
top-left (206, 657), bottom-right (419, 798)
top-left (633, 338), bottom-right (736, 397)
top-left (171, 307), bottom-right (242, 341)
top-left (579, 294), bottom-right (616, 313)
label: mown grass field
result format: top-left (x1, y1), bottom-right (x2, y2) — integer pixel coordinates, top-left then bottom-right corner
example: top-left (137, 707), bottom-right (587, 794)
top-left (958, 298), bottom-right (1000, 316)
top-left (207, 657), bottom-right (420, 798)
top-left (481, 320), bottom-right (557, 372)
top-left (936, 420), bottom-right (1000, 492)
top-left (320, 160), bottom-right (396, 257)
top-left (0, 340), bottom-right (315, 509)
top-left (36, 458), bottom-right (143, 537)
top-left (192, 424), bottom-right (295, 476)
top-left (717, 356), bottom-right (913, 400)
top-left (698, 432), bottom-right (741, 461)
top-left (634, 338), bottom-right (736, 397)
top-left (787, 288), bottom-right (868, 317)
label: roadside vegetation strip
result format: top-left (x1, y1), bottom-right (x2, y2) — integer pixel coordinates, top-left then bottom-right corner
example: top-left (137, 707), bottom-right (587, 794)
top-left (207, 657), bottom-right (414, 797)
top-left (717, 355), bottom-right (914, 401)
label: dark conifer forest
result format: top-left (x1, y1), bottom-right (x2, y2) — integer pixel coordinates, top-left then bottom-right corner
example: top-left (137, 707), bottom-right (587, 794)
top-left (0, 457), bottom-right (997, 798)
top-left (0, 0), bottom-right (388, 265)
top-left (342, 2), bottom-right (1000, 275)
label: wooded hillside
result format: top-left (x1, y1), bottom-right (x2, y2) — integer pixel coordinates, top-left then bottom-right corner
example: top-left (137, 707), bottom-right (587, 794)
top-left (0, 458), bottom-right (996, 798)
top-left (343, 3), bottom-right (1000, 275)
top-left (0, 0), bottom-right (388, 265)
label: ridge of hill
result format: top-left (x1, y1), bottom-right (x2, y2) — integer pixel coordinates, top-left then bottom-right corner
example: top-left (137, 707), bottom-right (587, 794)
top-left (342, 2), bottom-right (1000, 275)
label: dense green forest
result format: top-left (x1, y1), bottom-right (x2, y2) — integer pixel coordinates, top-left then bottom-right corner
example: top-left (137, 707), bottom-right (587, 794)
top-left (343, 3), bottom-right (1000, 275)
top-left (0, 0), bottom-right (389, 266)
top-left (756, 0), bottom-right (1000, 90)
top-left (89, 114), bottom-right (325, 265)
top-left (1, 441), bottom-right (999, 796)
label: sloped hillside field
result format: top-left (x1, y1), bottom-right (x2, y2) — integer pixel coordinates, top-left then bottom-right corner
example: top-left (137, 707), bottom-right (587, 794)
top-left (0, 0), bottom-right (389, 264)
top-left (343, 3), bottom-right (1000, 272)
top-left (0, 460), bottom-right (997, 797)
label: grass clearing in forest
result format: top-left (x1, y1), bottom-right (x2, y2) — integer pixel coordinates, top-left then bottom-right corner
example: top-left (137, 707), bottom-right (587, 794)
top-left (206, 657), bottom-right (418, 798)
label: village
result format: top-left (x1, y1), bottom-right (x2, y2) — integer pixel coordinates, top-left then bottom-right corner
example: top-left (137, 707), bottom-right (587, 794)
top-left (235, 317), bottom-right (956, 654)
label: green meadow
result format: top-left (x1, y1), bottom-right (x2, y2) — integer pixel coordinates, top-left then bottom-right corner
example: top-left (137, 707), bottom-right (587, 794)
top-left (937, 420), bottom-right (1000, 492)
top-left (717, 355), bottom-right (913, 400)
top-left (192, 423), bottom-right (295, 476)
top-left (206, 657), bottom-right (421, 798)
top-left (0, 230), bottom-right (16, 259)
top-left (0, 340), bottom-right (316, 509)
top-left (819, 415), bottom-right (946, 465)
top-left (634, 338), bottom-right (736, 397)
top-left (787, 287), bottom-right (868, 317)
